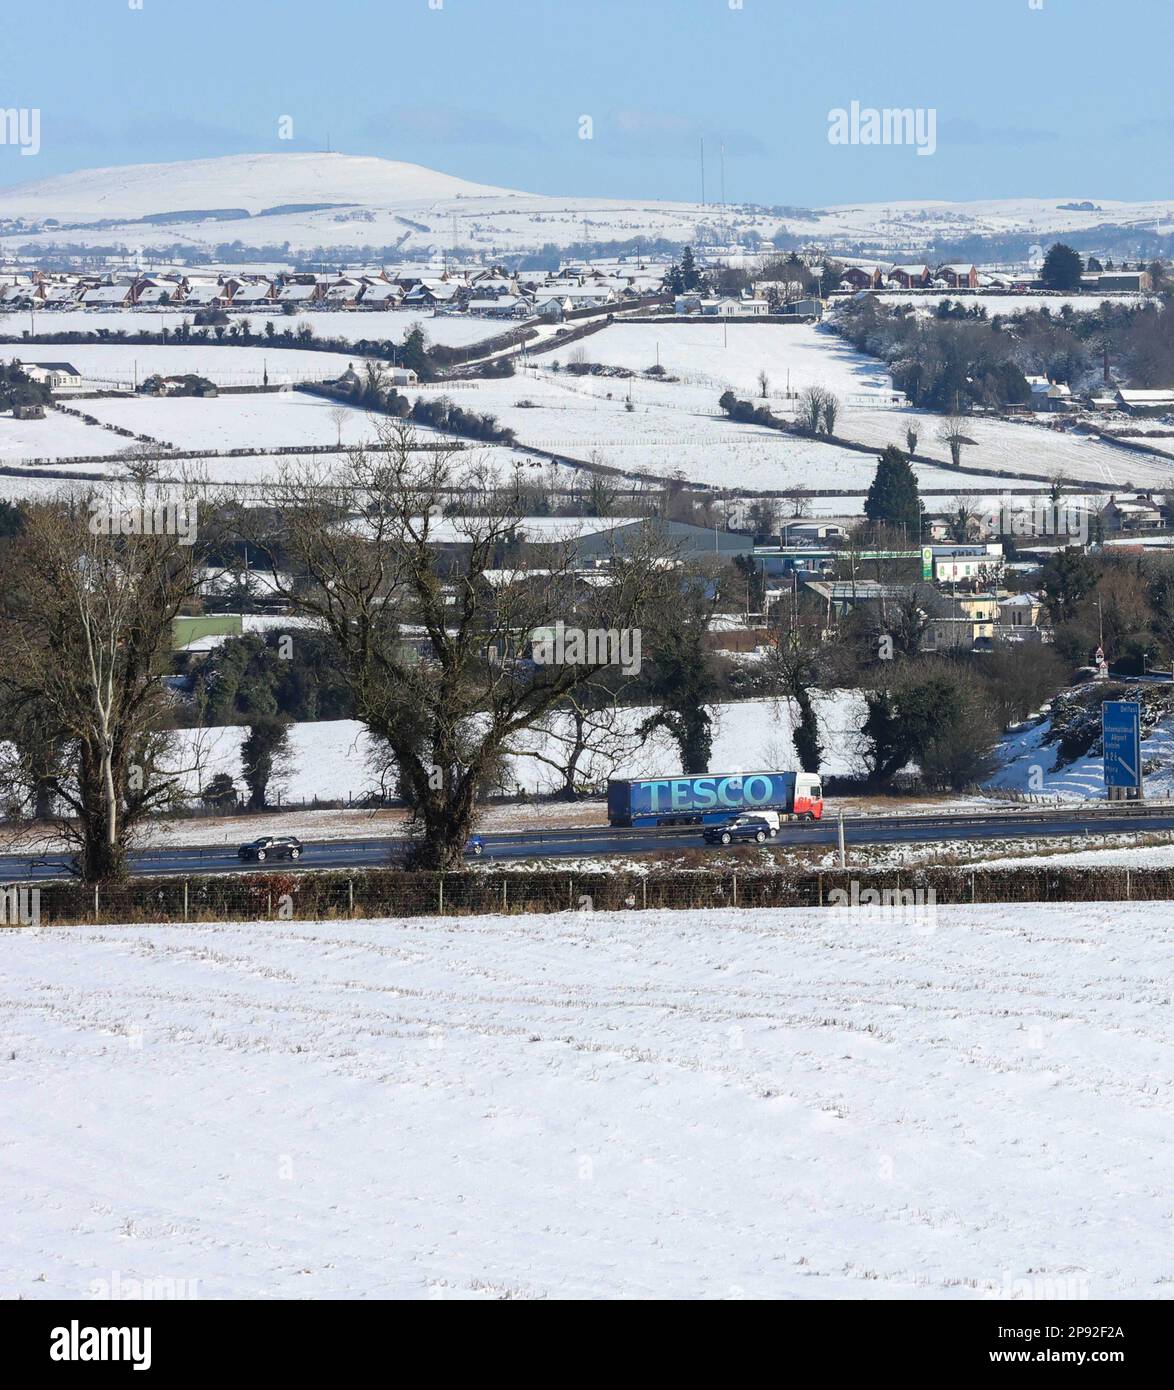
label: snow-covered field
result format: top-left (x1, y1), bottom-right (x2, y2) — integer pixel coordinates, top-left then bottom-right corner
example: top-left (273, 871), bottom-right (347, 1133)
top-left (9, 315), bottom-right (1164, 496)
top-left (836, 409), bottom-right (1174, 490)
top-left (511, 324), bottom-right (1172, 491)
top-left (0, 308), bottom-right (506, 350)
top-left (429, 365), bottom-right (968, 492)
top-left (0, 411), bottom-right (133, 463)
top-left (8, 344), bottom-right (356, 390)
top-left (583, 321), bottom-right (897, 403)
top-left (2, 901), bottom-right (1170, 1299)
top-left (80, 392), bottom-right (394, 454)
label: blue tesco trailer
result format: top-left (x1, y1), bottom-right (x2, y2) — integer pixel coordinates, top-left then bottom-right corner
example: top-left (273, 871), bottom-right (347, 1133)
top-left (607, 771), bottom-right (823, 827)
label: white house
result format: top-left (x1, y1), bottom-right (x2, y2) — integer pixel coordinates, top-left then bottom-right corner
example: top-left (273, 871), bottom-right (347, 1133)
top-left (19, 360), bottom-right (83, 389)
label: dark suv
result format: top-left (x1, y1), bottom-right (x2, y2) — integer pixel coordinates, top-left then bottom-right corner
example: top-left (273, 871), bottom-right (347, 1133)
top-left (237, 836), bottom-right (304, 863)
top-left (702, 815), bottom-right (774, 846)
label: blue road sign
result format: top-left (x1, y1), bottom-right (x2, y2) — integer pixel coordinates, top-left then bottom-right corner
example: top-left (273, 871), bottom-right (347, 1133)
top-left (1102, 701), bottom-right (1142, 790)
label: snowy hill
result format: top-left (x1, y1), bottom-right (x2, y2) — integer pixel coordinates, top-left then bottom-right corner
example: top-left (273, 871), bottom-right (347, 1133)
top-left (2, 150), bottom-right (1173, 259)
top-left (0, 152), bottom-right (520, 223)
top-left (989, 685), bottom-right (1174, 801)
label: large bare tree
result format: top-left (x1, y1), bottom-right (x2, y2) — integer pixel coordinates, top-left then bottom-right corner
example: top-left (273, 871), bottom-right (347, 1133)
top-left (0, 487), bottom-right (205, 881)
top-left (239, 421), bottom-right (670, 868)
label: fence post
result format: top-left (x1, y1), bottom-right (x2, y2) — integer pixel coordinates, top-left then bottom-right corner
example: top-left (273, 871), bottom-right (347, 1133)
top-left (183, 879), bottom-right (189, 921)
top-left (732, 872), bottom-right (737, 907)
top-left (438, 876), bottom-right (443, 915)
top-left (1126, 867), bottom-right (1131, 901)
top-left (502, 878), bottom-right (507, 913)
top-left (970, 871), bottom-right (976, 903)
top-left (94, 884), bottom-right (99, 920)
top-left (818, 873), bottom-right (823, 907)
top-left (641, 878), bottom-right (647, 911)
top-left (348, 879), bottom-right (354, 916)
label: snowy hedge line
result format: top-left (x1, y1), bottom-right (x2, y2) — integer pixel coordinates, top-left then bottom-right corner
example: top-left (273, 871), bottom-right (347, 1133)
top-left (15, 862), bottom-right (1174, 927)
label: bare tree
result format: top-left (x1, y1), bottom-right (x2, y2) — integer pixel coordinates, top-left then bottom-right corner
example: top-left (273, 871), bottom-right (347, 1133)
top-left (782, 487), bottom-right (813, 520)
top-left (587, 473), bottom-right (619, 518)
top-left (906, 424), bottom-right (919, 455)
top-left (519, 681), bottom-right (642, 800)
top-left (822, 391), bottom-right (840, 435)
top-left (797, 385), bottom-right (829, 434)
top-left (946, 496), bottom-right (978, 542)
top-left (938, 416), bottom-right (970, 469)
top-left (757, 369), bottom-right (770, 400)
top-left (238, 421), bottom-right (672, 868)
top-left (0, 486), bottom-right (206, 881)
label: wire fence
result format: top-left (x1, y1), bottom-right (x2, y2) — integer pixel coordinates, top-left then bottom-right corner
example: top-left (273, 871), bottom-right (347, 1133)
top-left (4, 863), bottom-right (1173, 929)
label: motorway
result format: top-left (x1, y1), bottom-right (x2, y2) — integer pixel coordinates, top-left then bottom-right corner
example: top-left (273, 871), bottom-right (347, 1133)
top-left (1, 804), bottom-right (1172, 882)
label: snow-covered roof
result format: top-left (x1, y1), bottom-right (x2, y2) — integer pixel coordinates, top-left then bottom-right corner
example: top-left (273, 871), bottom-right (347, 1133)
top-left (1118, 389), bottom-right (1174, 403)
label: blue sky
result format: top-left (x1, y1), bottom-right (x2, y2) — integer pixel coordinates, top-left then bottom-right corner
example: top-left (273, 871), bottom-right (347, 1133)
top-left (1, 0), bottom-right (1170, 205)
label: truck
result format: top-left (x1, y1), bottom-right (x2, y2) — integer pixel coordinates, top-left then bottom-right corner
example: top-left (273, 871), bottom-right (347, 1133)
top-left (607, 771), bottom-right (823, 828)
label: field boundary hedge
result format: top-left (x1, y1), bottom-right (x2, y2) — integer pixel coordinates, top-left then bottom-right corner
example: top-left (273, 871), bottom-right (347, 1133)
top-left (4, 863), bottom-right (1171, 928)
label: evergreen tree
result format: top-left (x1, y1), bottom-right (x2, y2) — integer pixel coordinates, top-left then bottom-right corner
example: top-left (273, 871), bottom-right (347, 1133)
top-left (637, 569), bottom-right (717, 773)
top-left (240, 715), bottom-right (291, 810)
top-left (1041, 547), bottom-right (1098, 624)
top-left (864, 445), bottom-right (921, 537)
top-left (1040, 243), bottom-right (1084, 291)
top-left (680, 245), bottom-right (702, 292)
top-left (792, 699), bottom-right (823, 775)
top-left (398, 325), bottom-right (432, 379)
top-left (200, 773), bottom-right (238, 811)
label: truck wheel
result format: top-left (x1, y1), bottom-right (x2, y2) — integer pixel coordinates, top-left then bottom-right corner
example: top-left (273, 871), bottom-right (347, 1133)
top-left (802, 813), bottom-right (815, 823)
top-left (720, 831), bottom-right (732, 845)
top-left (754, 830), bottom-right (767, 843)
